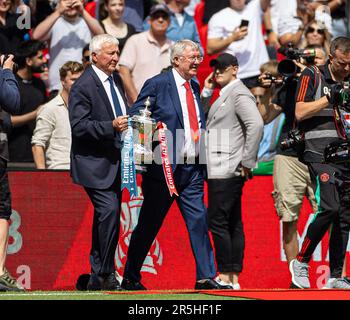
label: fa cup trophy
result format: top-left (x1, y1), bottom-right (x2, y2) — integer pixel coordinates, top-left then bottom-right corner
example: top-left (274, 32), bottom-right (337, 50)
top-left (130, 96), bottom-right (156, 171)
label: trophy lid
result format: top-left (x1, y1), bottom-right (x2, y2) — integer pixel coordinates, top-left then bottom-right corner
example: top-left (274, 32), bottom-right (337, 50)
top-left (139, 96), bottom-right (152, 117)
top-left (131, 96), bottom-right (155, 125)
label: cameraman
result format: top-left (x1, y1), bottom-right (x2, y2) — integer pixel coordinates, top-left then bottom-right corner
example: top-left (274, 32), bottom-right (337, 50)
top-left (0, 54), bottom-right (24, 291)
top-left (259, 53), bottom-right (318, 285)
top-left (289, 36), bottom-right (350, 289)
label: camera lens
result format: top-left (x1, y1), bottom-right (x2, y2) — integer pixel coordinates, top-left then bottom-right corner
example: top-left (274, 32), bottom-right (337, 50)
top-left (278, 59), bottom-right (297, 78)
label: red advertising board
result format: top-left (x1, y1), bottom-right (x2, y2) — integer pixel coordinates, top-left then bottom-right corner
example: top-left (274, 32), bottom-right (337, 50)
top-left (6, 172), bottom-right (349, 290)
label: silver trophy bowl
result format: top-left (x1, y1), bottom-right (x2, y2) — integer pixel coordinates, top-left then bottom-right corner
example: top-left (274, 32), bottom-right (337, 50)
top-left (130, 96), bottom-right (156, 171)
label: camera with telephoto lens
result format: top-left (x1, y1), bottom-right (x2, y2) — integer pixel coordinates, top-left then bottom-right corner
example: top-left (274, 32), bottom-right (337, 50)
top-left (1, 54), bottom-right (18, 74)
top-left (280, 129), bottom-right (304, 150)
top-left (277, 45), bottom-right (315, 78)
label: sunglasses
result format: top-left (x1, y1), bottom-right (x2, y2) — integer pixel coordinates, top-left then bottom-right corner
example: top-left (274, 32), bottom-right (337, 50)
top-left (306, 27), bottom-right (325, 35)
top-left (83, 55), bottom-right (90, 62)
top-left (151, 13), bottom-right (169, 20)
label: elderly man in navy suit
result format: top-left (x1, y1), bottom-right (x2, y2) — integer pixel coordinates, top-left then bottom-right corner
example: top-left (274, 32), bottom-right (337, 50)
top-left (122, 39), bottom-right (229, 290)
top-left (69, 34), bottom-right (129, 291)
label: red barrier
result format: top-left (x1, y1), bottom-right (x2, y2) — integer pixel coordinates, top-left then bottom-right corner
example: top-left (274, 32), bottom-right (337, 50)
top-left (6, 172), bottom-right (349, 290)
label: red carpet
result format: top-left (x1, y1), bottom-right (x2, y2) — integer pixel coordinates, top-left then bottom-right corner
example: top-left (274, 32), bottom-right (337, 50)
top-left (108, 289), bottom-right (350, 300)
top-left (202, 289), bottom-right (350, 300)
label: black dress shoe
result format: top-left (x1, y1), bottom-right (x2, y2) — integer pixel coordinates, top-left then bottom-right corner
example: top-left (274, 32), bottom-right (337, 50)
top-left (121, 278), bottom-right (147, 291)
top-left (76, 274), bottom-right (91, 291)
top-left (102, 273), bottom-right (122, 291)
top-left (195, 278), bottom-right (232, 290)
top-left (87, 273), bottom-right (102, 291)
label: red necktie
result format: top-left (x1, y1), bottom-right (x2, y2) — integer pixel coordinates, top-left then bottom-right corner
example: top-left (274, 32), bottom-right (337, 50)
top-left (184, 81), bottom-right (199, 142)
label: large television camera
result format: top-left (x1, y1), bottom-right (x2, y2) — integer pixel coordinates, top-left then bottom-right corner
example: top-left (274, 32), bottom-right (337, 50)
top-left (277, 46), bottom-right (316, 78)
top-left (324, 140), bottom-right (350, 164)
top-left (324, 141), bottom-right (350, 205)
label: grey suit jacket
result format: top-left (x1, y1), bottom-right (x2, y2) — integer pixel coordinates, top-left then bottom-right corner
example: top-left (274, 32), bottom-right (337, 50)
top-left (203, 80), bottom-right (263, 179)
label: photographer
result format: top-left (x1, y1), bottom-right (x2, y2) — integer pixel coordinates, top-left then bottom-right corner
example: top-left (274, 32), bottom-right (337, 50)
top-left (289, 36), bottom-right (350, 289)
top-left (258, 49), bottom-right (318, 286)
top-left (0, 54), bottom-right (24, 291)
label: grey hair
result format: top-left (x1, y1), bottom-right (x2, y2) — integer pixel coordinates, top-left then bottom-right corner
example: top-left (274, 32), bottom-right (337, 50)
top-left (170, 40), bottom-right (201, 65)
top-left (330, 36), bottom-right (350, 56)
top-left (89, 34), bottom-right (119, 62)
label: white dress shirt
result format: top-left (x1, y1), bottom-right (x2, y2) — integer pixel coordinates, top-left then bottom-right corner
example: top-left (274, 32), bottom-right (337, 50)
top-left (31, 94), bottom-right (71, 170)
top-left (172, 68), bottom-right (201, 157)
top-left (91, 65), bottom-right (127, 117)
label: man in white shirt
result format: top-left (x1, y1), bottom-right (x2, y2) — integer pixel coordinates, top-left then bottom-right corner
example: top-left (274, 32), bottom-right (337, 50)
top-left (207, 0), bottom-right (270, 91)
top-left (119, 4), bottom-right (173, 103)
top-left (32, 0), bottom-right (104, 97)
top-left (32, 61), bottom-right (84, 170)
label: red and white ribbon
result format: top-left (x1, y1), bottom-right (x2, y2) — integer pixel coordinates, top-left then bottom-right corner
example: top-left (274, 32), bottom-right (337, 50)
top-left (157, 122), bottom-right (178, 197)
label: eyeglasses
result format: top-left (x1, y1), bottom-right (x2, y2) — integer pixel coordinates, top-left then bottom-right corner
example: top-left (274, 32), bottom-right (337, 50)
top-left (306, 27), bottom-right (325, 35)
top-left (181, 56), bottom-right (203, 63)
top-left (83, 55), bottom-right (90, 62)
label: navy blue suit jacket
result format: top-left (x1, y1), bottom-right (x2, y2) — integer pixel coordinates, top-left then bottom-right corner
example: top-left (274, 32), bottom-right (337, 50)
top-left (69, 66), bottom-right (128, 189)
top-left (0, 68), bottom-right (21, 161)
top-left (129, 69), bottom-right (206, 180)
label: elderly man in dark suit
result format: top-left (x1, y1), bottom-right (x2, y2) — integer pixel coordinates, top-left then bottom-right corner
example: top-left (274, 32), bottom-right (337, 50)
top-left (69, 34), bottom-right (129, 291)
top-left (122, 39), bottom-right (230, 291)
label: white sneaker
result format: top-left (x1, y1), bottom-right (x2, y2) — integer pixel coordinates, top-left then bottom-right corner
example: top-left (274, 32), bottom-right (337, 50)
top-left (214, 276), bottom-right (234, 289)
top-left (232, 283), bottom-right (241, 290)
top-left (289, 259), bottom-right (310, 289)
top-left (322, 277), bottom-right (350, 289)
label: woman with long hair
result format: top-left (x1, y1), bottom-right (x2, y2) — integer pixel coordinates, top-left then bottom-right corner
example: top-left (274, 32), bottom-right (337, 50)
top-left (99, 0), bottom-right (136, 53)
top-left (302, 20), bottom-right (331, 55)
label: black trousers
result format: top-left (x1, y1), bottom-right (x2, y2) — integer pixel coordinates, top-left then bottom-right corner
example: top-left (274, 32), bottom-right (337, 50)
top-left (84, 174), bottom-right (122, 276)
top-left (207, 176), bottom-right (245, 273)
top-left (297, 162), bottom-right (350, 278)
top-left (0, 158), bottom-right (11, 220)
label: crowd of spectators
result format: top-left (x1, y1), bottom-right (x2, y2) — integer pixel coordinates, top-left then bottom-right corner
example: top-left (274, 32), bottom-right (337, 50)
top-left (0, 0), bottom-right (348, 167)
top-left (0, 0), bottom-right (349, 290)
